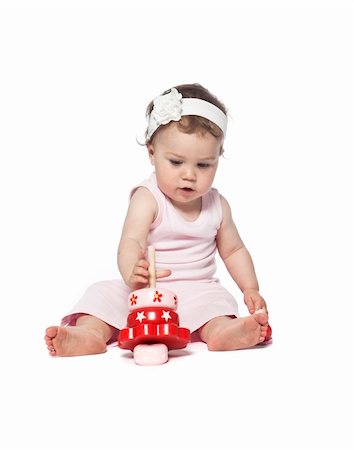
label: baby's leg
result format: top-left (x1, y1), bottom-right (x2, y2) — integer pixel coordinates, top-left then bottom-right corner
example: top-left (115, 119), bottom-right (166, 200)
top-left (44, 314), bottom-right (116, 357)
top-left (199, 310), bottom-right (269, 351)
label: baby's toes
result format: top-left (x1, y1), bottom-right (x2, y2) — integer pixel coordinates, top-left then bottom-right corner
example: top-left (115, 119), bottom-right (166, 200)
top-left (46, 339), bottom-right (56, 353)
top-left (259, 326), bottom-right (268, 341)
top-left (260, 324), bottom-right (268, 335)
top-left (47, 341), bottom-right (54, 351)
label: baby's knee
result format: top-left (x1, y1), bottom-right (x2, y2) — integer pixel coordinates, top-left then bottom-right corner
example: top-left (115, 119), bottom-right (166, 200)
top-left (84, 280), bottom-right (112, 296)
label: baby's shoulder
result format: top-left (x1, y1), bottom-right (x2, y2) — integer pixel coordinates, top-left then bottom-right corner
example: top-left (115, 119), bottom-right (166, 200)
top-left (130, 185), bottom-right (158, 208)
top-left (126, 186), bottom-right (159, 224)
top-left (215, 192), bottom-right (233, 221)
top-left (209, 189), bottom-right (229, 209)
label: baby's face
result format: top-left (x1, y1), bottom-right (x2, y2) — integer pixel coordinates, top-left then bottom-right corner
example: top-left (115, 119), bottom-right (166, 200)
top-left (147, 123), bottom-right (222, 207)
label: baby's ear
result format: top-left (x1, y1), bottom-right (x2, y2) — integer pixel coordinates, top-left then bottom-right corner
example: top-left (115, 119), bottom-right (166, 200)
top-left (147, 145), bottom-right (155, 164)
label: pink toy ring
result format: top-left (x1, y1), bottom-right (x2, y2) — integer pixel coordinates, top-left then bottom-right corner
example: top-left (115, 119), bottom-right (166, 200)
top-left (128, 288), bottom-right (178, 311)
top-left (133, 343), bottom-right (169, 366)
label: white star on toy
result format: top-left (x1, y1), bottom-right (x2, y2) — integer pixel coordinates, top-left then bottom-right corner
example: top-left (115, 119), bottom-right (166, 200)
top-left (136, 311), bottom-right (146, 323)
top-left (161, 310), bottom-right (171, 322)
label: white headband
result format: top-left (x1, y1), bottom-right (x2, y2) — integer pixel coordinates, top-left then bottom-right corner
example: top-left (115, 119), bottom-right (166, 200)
top-left (146, 88), bottom-right (227, 141)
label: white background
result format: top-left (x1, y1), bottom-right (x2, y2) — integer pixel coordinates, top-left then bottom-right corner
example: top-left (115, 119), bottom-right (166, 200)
top-left (1, 1), bottom-right (353, 449)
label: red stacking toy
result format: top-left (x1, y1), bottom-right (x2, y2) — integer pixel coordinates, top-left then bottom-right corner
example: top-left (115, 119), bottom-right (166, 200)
top-left (118, 294), bottom-right (191, 351)
top-left (118, 246), bottom-right (190, 365)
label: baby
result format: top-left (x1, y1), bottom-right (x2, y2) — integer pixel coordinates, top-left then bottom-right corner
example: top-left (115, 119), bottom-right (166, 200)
top-left (45, 83), bottom-right (269, 357)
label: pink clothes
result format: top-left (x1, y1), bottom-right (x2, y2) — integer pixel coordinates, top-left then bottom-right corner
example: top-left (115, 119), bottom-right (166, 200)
top-left (134, 173), bottom-right (221, 283)
top-left (61, 173), bottom-right (239, 336)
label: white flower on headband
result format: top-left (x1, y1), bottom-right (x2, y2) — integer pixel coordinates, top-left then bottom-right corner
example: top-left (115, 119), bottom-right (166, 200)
top-left (151, 88), bottom-right (183, 126)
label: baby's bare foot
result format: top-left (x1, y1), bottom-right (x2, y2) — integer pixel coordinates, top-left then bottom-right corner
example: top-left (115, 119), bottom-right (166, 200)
top-left (44, 326), bottom-right (107, 357)
top-left (207, 310), bottom-right (269, 351)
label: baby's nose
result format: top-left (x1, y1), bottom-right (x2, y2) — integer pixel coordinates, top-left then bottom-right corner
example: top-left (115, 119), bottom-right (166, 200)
top-left (182, 167), bottom-right (196, 180)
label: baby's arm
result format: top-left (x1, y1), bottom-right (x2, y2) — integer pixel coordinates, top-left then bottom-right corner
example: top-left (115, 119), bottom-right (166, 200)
top-left (117, 187), bottom-right (170, 290)
top-left (216, 195), bottom-right (267, 314)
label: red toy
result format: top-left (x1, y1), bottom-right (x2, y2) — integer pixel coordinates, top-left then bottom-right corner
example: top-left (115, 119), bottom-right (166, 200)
top-left (265, 324), bottom-right (272, 341)
top-left (118, 246), bottom-right (191, 365)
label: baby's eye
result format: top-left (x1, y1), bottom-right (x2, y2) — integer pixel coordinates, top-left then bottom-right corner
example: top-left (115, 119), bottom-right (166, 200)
top-left (197, 163), bottom-right (211, 169)
top-left (169, 160), bottom-right (183, 166)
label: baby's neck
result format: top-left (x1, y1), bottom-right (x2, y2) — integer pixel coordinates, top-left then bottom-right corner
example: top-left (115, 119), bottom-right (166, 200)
top-left (168, 197), bottom-right (202, 222)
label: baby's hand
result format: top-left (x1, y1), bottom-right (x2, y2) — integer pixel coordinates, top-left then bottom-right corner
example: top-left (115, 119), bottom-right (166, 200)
top-left (128, 251), bottom-right (172, 291)
top-left (128, 257), bottom-right (150, 290)
top-left (243, 289), bottom-right (268, 315)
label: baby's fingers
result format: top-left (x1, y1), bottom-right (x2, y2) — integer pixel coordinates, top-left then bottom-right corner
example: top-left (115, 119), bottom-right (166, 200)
top-left (134, 264), bottom-right (149, 279)
top-left (130, 275), bottom-right (148, 286)
top-left (244, 295), bottom-right (255, 314)
top-left (130, 259), bottom-right (149, 285)
top-left (156, 269), bottom-right (172, 280)
top-left (136, 257), bottom-right (149, 270)
top-left (255, 301), bottom-right (268, 315)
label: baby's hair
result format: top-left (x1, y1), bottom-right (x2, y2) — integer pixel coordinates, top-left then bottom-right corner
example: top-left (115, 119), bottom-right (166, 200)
top-left (145, 83), bottom-right (228, 153)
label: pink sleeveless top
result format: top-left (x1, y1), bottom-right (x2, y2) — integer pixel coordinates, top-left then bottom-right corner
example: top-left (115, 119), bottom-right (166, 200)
top-left (132, 173), bottom-right (223, 283)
